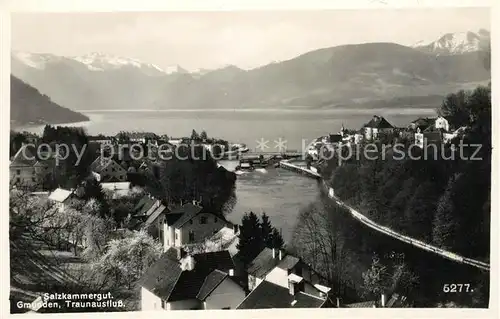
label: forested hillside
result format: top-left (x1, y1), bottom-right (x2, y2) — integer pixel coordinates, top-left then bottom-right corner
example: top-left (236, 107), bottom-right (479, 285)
top-left (10, 75), bottom-right (89, 127)
top-left (324, 85), bottom-right (491, 261)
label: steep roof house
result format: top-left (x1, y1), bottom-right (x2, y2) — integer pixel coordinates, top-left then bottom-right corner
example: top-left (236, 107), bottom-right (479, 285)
top-left (245, 248), bottom-right (328, 294)
top-left (363, 115), bottom-right (394, 140)
top-left (48, 188), bottom-right (74, 212)
top-left (163, 202), bottom-right (231, 250)
top-left (140, 249), bottom-right (245, 310)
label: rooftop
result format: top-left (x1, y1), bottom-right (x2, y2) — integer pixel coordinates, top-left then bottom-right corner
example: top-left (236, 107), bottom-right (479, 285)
top-left (10, 145), bottom-right (37, 167)
top-left (364, 115), bottom-right (394, 129)
top-left (236, 280), bottom-right (326, 309)
top-left (247, 248), bottom-right (280, 278)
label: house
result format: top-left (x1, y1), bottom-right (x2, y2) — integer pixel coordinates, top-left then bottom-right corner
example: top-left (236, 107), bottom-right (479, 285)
top-left (88, 135), bottom-right (114, 146)
top-left (408, 117), bottom-right (434, 131)
top-left (163, 202), bottom-right (230, 249)
top-left (246, 248), bottom-right (325, 292)
top-left (100, 182), bottom-right (132, 198)
top-left (90, 156), bottom-right (127, 182)
top-left (434, 116), bottom-right (450, 132)
top-left (48, 188), bottom-right (74, 212)
top-left (140, 249), bottom-right (245, 310)
top-left (236, 279), bottom-right (331, 309)
top-left (10, 145), bottom-right (54, 188)
top-left (363, 115), bottom-right (394, 140)
top-left (130, 194), bottom-right (168, 239)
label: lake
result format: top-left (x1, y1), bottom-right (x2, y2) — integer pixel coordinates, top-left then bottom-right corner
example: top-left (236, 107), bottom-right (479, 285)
top-left (19, 108), bottom-right (436, 242)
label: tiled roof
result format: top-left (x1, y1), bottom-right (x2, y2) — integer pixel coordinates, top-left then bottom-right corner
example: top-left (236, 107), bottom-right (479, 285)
top-left (236, 280), bottom-right (326, 309)
top-left (196, 269), bottom-right (228, 301)
top-left (247, 248), bottom-right (281, 278)
top-left (133, 195), bottom-right (157, 216)
top-left (364, 116), bottom-right (394, 129)
top-left (139, 249), bottom-right (183, 300)
top-left (170, 203), bottom-right (203, 228)
top-left (48, 188), bottom-right (73, 203)
top-left (10, 145), bottom-right (37, 167)
top-left (143, 204), bottom-right (167, 228)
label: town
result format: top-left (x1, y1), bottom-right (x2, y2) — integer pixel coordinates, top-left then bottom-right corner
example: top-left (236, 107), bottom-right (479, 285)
top-left (9, 105), bottom-right (483, 313)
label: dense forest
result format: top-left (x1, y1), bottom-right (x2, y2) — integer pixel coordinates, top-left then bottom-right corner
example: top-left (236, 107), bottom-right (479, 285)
top-left (10, 75), bottom-right (89, 127)
top-left (323, 85), bottom-right (491, 261)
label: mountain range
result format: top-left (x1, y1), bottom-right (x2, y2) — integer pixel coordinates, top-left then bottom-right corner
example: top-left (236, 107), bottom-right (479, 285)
top-left (10, 75), bottom-right (89, 127)
top-left (11, 30), bottom-right (491, 112)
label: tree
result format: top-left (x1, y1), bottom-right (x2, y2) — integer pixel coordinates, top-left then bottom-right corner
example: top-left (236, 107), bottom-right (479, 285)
top-left (236, 212), bottom-right (263, 266)
top-left (93, 230), bottom-right (162, 289)
top-left (261, 212), bottom-right (273, 248)
top-left (432, 176), bottom-right (458, 250)
top-left (270, 228), bottom-right (284, 249)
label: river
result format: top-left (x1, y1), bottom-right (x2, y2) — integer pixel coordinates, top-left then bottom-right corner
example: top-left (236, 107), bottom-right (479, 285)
top-left (18, 108), bottom-right (436, 242)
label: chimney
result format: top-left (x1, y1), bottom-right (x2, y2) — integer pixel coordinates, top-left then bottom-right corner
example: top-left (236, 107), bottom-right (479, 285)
top-left (381, 293), bottom-right (386, 308)
top-left (272, 248), bottom-right (276, 259)
top-left (279, 249), bottom-right (283, 260)
top-left (289, 282), bottom-right (296, 296)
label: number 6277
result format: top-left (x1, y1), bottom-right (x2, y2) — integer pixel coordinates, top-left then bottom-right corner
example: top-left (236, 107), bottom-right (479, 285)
top-left (443, 284), bottom-right (471, 293)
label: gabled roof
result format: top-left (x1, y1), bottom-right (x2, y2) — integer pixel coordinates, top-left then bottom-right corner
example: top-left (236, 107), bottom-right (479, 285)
top-left (139, 249), bottom-right (183, 300)
top-left (196, 269), bottom-right (228, 301)
top-left (143, 204), bottom-right (167, 228)
top-left (10, 145), bottom-right (37, 167)
top-left (277, 255), bottom-right (300, 271)
top-left (140, 250), bottom-right (235, 302)
top-left (364, 116), bottom-right (394, 129)
top-left (90, 156), bottom-right (126, 174)
top-left (236, 280), bottom-right (326, 309)
top-left (170, 203), bottom-right (203, 228)
top-left (247, 248), bottom-right (281, 278)
top-left (133, 195), bottom-right (157, 216)
top-left (48, 188), bottom-right (73, 203)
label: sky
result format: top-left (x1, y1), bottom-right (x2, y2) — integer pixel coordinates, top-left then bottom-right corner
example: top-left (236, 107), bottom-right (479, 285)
top-left (11, 8), bottom-right (490, 71)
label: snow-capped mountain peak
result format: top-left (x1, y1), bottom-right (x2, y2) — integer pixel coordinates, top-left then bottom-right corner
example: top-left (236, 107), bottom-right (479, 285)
top-left (414, 30), bottom-right (490, 55)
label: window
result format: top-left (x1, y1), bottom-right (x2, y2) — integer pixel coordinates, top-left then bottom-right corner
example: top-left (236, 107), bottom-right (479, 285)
top-left (112, 168), bottom-right (116, 172)
top-left (189, 231), bottom-right (195, 242)
top-left (32, 177), bottom-right (36, 182)
top-left (200, 216), bottom-right (207, 224)
top-left (16, 169), bottom-right (20, 175)
top-left (175, 233), bottom-right (178, 240)
top-left (214, 217), bottom-right (218, 223)
top-left (189, 219), bottom-right (193, 225)
top-left (16, 177), bottom-right (20, 184)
